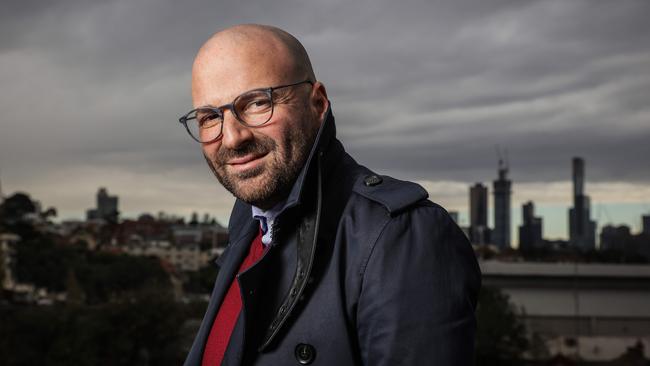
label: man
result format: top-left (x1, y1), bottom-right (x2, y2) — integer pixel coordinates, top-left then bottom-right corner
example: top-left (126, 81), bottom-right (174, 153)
top-left (181, 24), bottom-right (480, 366)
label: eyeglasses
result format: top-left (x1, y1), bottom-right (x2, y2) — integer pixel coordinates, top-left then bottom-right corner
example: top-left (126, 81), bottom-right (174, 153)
top-left (179, 79), bottom-right (313, 143)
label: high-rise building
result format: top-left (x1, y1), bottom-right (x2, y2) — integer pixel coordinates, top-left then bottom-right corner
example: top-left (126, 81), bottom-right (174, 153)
top-left (493, 159), bottom-right (512, 249)
top-left (0, 170), bottom-right (4, 205)
top-left (572, 158), bottom-right (585, 236)
top-left (86, 188), bottom-right (119, 222)
top-left (568, 157), bottom-right (596, 251)
top-left (469, 183), bottom-right (489, 244)
top-left (519, 201), bottom-right (543, 251)
top-left (600, 225), bottom-right (632, 252)
top-left (643, 215), bottom-right (650, 236)
top-left (97, 188), bottom-right (118, 220)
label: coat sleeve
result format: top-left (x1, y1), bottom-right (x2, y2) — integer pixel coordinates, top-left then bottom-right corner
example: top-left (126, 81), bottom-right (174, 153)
top-left (356, 203), bottom-right (481, 365)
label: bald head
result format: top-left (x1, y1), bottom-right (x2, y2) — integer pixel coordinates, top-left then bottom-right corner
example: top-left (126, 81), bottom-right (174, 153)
top-left (192, 24), bottom-right (316, 106)
top-left (188, 25), bottom-right (330, 209)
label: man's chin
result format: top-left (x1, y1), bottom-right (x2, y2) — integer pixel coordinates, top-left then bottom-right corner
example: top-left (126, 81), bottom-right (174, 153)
top-left (233, 165), bottom-right (266, 180)
top-left (218, 171), bottom-right (274, 204)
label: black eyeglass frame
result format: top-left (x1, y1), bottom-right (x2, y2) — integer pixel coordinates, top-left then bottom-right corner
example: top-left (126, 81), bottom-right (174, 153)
top-left (179, 79), bottom-right (314, 143)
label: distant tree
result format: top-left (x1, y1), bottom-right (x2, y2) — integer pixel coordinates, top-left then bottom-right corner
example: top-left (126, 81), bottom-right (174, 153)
top-left (42, 206), bottom-right (57, 220)
top-left (190, 212), bottom-right (199, 226)
top-left (2, 192), bottom-right (36, 221)
top-left (0, 249), bottom-right (5, 297)
top-left (0, 297), bottom-right (191, 365)
top-left (475, 286), bottom-right (530, 365)
top-left (14, 235), bottom-right (72, 291)
top-left (528, 331), bottom-right (551, 361)
top-left (183, 265), bottom-right (218, 294)
top-left (13, 226), bottom-right (172, 302)
top-left (65, 268), bottom-right (86, 305)
top-left (75, 252), bottom-right (171, 304)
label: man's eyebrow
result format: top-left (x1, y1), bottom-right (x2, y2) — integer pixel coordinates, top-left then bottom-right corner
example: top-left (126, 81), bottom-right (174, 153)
top-left (196, 99), bottom-right (230, 109)
top-left (198, 83), bottom-right (282, 109)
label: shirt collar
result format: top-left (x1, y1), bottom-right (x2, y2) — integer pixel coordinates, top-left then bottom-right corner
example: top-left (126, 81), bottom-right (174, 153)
top-left (251, 200), bottom-right (285, 246)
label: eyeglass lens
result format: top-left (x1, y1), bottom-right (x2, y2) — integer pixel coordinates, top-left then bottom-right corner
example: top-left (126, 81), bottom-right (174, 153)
top-left (185, 90), bottom-right (274, 142)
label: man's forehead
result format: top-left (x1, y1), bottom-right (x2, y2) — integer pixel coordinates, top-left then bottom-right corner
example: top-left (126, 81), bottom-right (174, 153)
top-left (192, 58), bottom-right (292, 108)
top-left (192, 34), bottom-right (296, 106)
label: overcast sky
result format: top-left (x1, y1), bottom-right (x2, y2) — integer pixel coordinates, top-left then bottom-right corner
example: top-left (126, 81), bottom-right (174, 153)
top-left (1, 0), bottom-right (649, 242)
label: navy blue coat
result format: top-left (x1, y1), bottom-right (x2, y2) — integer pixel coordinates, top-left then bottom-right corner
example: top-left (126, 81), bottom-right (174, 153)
top-left (184, 110), bottom-right (481, 365)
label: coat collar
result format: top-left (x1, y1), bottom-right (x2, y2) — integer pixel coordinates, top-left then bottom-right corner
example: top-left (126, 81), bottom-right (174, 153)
top-left (279, 105), bottom-right (336, 212)
top-left (226, 106), bottom-right (338, 245)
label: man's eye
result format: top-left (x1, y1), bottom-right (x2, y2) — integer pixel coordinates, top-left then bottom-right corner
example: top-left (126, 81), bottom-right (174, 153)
top-left (244, 98), bottom-right (272, 112)
top-left (197, 113), bottom-right (221, 127)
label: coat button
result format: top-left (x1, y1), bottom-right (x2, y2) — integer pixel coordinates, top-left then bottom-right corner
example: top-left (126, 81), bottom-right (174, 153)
top-left (364, 174), bottom-right (383, 187)
top-left (295, 343), bottom-right (316, 365)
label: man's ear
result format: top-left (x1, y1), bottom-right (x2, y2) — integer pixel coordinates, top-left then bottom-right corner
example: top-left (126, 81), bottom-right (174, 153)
top-left (310, 81), bottom-right (329, 125)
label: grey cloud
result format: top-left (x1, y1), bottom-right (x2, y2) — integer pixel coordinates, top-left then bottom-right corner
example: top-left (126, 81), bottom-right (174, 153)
top-left (1, 0), bottom-right (649, 219)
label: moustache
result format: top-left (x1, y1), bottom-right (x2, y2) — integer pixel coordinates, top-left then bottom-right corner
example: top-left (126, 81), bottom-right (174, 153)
top-left (214, 137), bottom-right (277, 165)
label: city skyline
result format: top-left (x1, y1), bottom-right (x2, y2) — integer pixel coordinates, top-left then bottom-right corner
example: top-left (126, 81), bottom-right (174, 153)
top-left (1, 0), bottom-right (649, 244)
top-left (3, 154), bottom-right (648, 248)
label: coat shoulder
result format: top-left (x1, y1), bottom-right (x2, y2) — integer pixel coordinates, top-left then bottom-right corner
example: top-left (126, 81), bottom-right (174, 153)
top-left (351, 173), bottom-right (429, 216)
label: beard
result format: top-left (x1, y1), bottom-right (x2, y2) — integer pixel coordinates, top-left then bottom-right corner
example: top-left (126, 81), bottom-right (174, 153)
top-left (203, 121), bottom-right (318, 209)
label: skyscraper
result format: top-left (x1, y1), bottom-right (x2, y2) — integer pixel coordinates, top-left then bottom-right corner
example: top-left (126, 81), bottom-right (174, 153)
top-left (643, 215), bottom-right (650, 236)
top-left (97, 188), bottom-right (118, 221)
top-left (568, 157), bottom-right (596, 251)
top-left (519, 201), bottom-right (543, 252)
top-left (600, 225), bottom-right (632, 252)
top-left (493, 158), bottom-right (512, 249)
top-left (469, 183), bottom-right (489, 245)
top-left (572, 158), bottom-right (585, 236)
top-left (86, 187), bottom-right (119, 222)
top-left (0, 169), bottom-right (4, 205)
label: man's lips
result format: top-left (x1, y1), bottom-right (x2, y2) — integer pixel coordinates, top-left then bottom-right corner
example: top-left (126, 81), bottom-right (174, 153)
top-left (226, 152), bottom-right (268, 166)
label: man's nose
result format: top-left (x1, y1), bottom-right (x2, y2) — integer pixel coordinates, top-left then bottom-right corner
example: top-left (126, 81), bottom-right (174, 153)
top-left (220, 109), bottom-right (254, 149)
